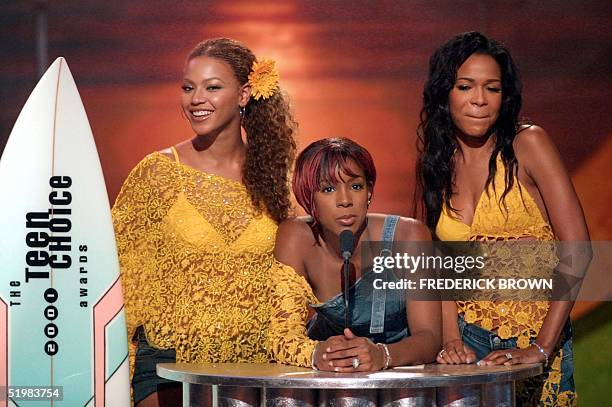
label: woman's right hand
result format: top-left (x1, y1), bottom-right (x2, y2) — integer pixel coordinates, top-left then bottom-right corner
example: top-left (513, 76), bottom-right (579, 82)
top-left (312, 335), bottom-right (347, 371)
top-left (312, 330), bottom-right (385, 372)
top-left (437, 339), bottom-right (476, 364)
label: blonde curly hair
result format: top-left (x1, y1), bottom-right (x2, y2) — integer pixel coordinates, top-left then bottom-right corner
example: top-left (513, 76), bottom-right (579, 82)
top-left (187, 38), bottom-right (297, 223)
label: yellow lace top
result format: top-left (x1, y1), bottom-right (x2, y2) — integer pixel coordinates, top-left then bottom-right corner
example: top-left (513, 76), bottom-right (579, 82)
top-left (268, 261), bottom-right (319, 367)
top-left (436, 155), bottom-right (555, 349)
top-left (112, 149), bottom-right (277, 377)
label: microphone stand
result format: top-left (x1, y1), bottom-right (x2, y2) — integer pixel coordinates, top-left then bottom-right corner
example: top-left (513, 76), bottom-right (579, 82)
top-left (339, 229), bottom-right (355, 331)
top-left (342, 254), bottom-right (350, 330)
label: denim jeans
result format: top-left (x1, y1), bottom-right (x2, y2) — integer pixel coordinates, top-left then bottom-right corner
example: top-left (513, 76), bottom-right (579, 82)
top-left (132, 326), bottom-right (179, 405)
top-left (458, 315), bottom-right (575, 405)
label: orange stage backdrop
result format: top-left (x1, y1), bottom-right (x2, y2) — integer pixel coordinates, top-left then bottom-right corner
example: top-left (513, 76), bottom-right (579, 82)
top-left (1, 3), bottom-right (610, 319)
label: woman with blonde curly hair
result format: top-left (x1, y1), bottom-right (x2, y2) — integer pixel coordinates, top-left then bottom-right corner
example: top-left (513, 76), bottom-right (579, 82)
top-left (112, 38), bottom-right (297, 406)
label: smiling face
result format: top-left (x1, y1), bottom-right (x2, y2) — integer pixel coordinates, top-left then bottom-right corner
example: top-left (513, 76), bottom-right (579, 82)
top-left (313, 159), bottom-right (371, 237)
top-left (181, 56), bottom-right (249, 136)
top-left (449, 53), bottom-right (503, 139)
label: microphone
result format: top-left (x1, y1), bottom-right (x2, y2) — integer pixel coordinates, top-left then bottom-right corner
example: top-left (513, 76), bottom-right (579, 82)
top-left (339, 230), bottom-right (355, 330)
top-left (340, 230), bottom-right (355, 261)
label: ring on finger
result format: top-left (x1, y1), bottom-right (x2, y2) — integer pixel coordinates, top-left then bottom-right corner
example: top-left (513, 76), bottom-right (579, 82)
top-left (438, 349), bottom-right (446, 358)
top-left (352, 358), bottom-right (360, 368)
top-left (505, 352), bottom-right (513, 360)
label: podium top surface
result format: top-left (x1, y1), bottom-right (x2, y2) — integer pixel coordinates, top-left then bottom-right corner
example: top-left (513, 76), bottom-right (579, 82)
top-left (157, 362), bottom-right (542, 389)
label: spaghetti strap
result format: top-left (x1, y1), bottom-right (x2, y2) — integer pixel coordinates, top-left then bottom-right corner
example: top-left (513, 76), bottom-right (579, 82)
top-left (170, 146), bottom-right (180, 164)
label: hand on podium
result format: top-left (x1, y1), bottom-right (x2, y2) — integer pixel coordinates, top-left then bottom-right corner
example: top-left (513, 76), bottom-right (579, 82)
top-left (313, 328), bottom-right (386, 372)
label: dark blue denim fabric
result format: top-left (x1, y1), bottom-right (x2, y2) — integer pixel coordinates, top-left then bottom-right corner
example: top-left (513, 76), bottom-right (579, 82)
top-left (458, 315), bottom-right (576, 398)
top-left (307, 216), bottom-right (409, 344)
top-left (458, 315), bottom-right (518, 359)
top-left (132, 326), bottom-right (179, 405)
top-left (557, 336), bottom-right (575, 394)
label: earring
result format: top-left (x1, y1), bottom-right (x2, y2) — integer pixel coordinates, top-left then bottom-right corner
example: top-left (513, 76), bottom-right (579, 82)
top-left (367, 198), bottom-right (371, 207)
top-left (239, 106), bottom-right (245, 118)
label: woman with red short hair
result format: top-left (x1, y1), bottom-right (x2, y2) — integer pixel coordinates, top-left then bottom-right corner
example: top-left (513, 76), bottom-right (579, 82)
top-left (268, 137), bottom-right (441, 372)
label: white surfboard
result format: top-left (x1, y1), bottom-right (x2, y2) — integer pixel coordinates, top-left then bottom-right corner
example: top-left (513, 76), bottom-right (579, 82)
top-left (0, 58), bottom-right (130, 406)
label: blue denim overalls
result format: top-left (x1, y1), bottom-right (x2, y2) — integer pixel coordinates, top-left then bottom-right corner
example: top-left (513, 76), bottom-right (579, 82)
top-left (307, 216), bottom-right (409, 344)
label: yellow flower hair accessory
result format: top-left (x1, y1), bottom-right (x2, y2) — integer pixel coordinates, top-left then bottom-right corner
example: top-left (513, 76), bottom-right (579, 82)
top-left (248, 59), bottom-right (280, 100)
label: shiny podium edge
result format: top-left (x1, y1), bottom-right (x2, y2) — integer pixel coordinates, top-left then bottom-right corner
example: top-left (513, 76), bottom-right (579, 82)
top-left (157, 362), bottom-right (542, 389)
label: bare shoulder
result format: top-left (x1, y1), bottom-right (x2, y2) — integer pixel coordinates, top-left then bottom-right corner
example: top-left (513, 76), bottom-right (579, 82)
top-left (274, 216), bottom-right (315, 266)
top-left (275, 217), bottom-right (314, 277)
top-left (514, 125), bottom-right (563, 174)
top-left (368, 214), bottom-right (431, 241)
top-left (159, 139), bottom-right (193, 159)
top-left (366, 213), bottom-right (387, 230)
top-left (395, 216), bottom-right (432, 241)
top-left (514, 125), bottom-right (559, 160)
top-left (158, 147), bottom-right (174, 159)
top-left (276, 216), bottom-right (313, 241)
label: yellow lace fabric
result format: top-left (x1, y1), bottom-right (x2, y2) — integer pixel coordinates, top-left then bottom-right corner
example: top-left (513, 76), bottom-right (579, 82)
top-left (268, 261), bottom-right (319, 367)
top-left (112, 152), bottom-right (277, 378)
top-left (437, 155), bottom-right (576, 405)
top-left (436, 155), bottom-right (555, 342)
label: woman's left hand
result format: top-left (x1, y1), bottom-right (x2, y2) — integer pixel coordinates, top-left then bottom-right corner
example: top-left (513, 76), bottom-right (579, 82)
top-left (322, 328), bottom-right (385, 372)
top-left (479, 345), bottom-right (546, 366)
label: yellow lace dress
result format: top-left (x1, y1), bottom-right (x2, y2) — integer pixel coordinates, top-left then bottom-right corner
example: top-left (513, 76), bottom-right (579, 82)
top-left (436, 155), bottom-right (576, 406)
top-left (112, 149), bottom-right (277, 378)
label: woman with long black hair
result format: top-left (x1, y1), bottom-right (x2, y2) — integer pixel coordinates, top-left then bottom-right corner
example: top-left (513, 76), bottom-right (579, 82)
top-left (415, 31), bottom-right (589, 405)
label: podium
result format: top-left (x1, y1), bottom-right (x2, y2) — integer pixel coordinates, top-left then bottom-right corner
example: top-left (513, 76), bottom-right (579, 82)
top-left (158, 362), bottom-right (542, 406)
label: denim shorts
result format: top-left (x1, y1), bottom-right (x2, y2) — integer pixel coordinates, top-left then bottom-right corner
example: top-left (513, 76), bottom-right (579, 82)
top-left (132, 326), bottom-right (180, 405)
top-left (458, 315), bottom-right (575, 404)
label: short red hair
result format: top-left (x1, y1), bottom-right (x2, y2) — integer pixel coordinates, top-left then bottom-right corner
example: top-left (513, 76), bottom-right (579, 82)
top-left (293, 137), bottom-right (376, 240)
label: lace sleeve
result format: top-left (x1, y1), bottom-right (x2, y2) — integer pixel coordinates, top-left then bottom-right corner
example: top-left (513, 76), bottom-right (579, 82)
top-left (111, 154), bottom-right (177, 378)
top-left (268, 261), bottom-right (319, 367)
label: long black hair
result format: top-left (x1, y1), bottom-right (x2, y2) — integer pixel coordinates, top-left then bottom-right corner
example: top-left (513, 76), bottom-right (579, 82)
top-left (415, 31), bottom-right (525, 230)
